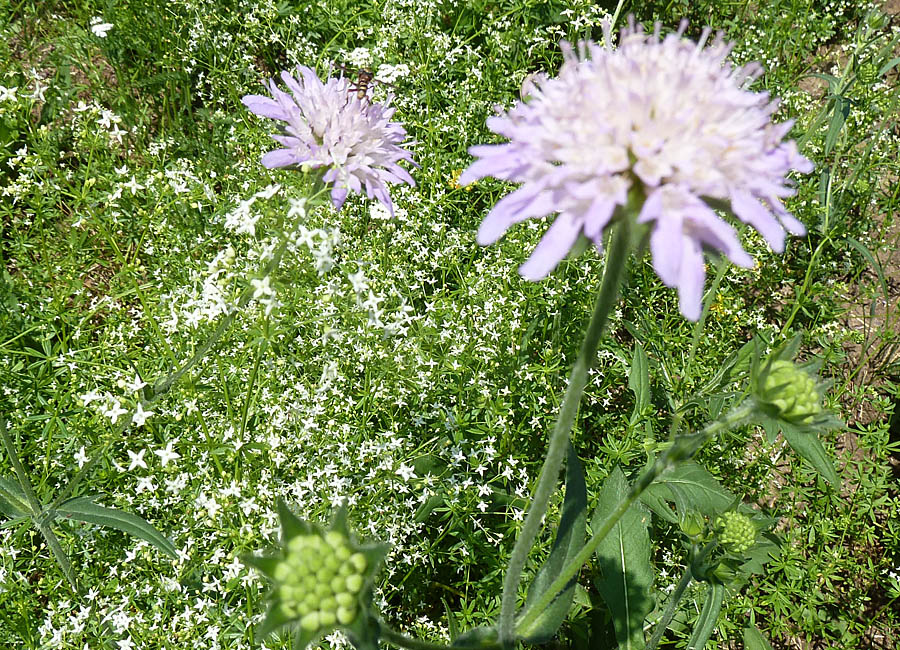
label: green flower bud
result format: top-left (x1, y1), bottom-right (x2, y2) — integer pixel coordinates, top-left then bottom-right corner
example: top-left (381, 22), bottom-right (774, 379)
top-left (337, 605), bottom-right (357, 625)
top-left (335, 592), bottom-right (356, 608)
top-left (759, 360), bottom-right (823, 423)
top-left (244, 503), bottom-right (389, 642)
top-left (345, 574), bottom-right (364, 593)
top-left (857, 62), bottom-right (879, 86)
top-left (300, 612), bottom-right (320, 631)
top-left (679, 511), bottom-right (705, 538)
top-left (715, 512), bottom-right (756, 554)
top-left (349, 553), bottom-right (368, 574)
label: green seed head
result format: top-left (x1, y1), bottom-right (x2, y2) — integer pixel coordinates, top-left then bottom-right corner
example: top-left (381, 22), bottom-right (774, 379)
top-left (716, 512), bottom-right (756, 554)
top-left (759, 360), bottom-right (823, 423)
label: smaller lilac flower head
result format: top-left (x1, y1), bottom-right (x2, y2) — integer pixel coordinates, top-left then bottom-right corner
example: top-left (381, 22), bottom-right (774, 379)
top-left (460, 19), bottom-right (813, 320)
top-left (242, 66), bottom-right (416, 215)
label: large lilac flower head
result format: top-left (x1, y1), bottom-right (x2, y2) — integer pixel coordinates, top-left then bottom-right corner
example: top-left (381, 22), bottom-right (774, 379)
top-left (460, 18), bottom-right (813, 320)
top-left (242, 66), bottom-right (416, 215)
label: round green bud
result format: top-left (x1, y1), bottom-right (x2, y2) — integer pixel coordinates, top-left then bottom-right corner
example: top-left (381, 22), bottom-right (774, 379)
top-left (318, 610), bottom-right (337, 628)
top-left (349, 553), bottom-right (368, 574)
top-left (282, 602), bottom-right (298, 618)
top-left (335, 545), bottom-right (351, 561)
top-left (337, 605), bottom-right (357, 625)
top-left (759, 360), bottom-right (822, 423)
top-left (325, 531), bottom-right (346, 549)
top-left (315, 581), bottom-right (332, 599)
top-left (335, 592), bottom-right (356, 608)
top-left (324, 553), bottom-right (342, 572)
top-left (857, 62), bottom-right (878, 86)
top-left (316, 566), bottom-right (334, 583)
top-left (320, 596), bottom-right (337, 612)
top-left (300, 612), bottom-right (320, 631)
top-left (330, 576), bottom-right (346, 594)
top-left (287, 536), bottom-right (309, 554)
top-left (274, 561), bottom-right (293, 583)
top-left (297, 599), bottom-right (313, 617)
top-left (716, 512), bottom-right (756, 554)
top-left (345, 574), bottom-right (364, 594)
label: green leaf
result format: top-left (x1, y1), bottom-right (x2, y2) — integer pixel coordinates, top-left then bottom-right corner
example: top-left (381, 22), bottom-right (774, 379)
top-left (846, 237), bottom-right (889, 308)
top-left (0, 476), bottom-right (31, 519)
top-left (780, 425), bottom-right (839, 486)
top-left (54, 496), bottom-right (177, 559)
top-left (877, 56), bottom-right (900, 78)
top-left (413, 494), bottom-right (444, 523)
top-left (628, 342), bottom-right (650, 423)
top-left (443, 597), bottom-right (460, 642)
top-left (686, 582), bottom-right (724, 650)
top-left (640, 461), bottom-right (735, 520)
top-left (592, 467), bottom-right (653, 650)
top-left (516, 444), bottom-right (587, 643)
top-left (743, 625), bottom-right (775, 650)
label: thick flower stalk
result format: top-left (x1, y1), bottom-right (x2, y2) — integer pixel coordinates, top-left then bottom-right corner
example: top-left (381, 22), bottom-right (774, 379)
top-left (242, 66), bottom-right (416, 215)
top-left (461, 18), bottom-right (813, 320)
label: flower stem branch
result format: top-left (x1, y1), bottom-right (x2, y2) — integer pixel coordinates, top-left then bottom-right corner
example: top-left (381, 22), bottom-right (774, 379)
top-left (514, 404), bottom-right (754, 637)
top-left (498, 216), bottom-right (633, 646)
top-left (0, 417), bottom-right (81, 592)
top-left (644, 541), bottom-right (717, 650)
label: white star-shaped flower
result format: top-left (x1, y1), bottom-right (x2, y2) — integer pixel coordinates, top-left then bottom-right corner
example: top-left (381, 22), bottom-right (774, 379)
top-left (132, 403), bottom-right (154, 427)
top-left (154, 441), bottom-right (181, 467)
top-left (103, 399), bottom-right (128, 424)
top-left (74, 446), bottom-right (89, 468)
top-left (126, 449), bottom-right (147, 471)
top-left (251, 276), bottom-right (274, 299)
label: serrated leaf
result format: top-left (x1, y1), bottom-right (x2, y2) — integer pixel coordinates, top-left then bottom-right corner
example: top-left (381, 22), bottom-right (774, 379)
top-left (641, 462), bottom-right (735, 519)
top-left (517, 444), bottom-right (587, 643)
top-left (0, 476), bottom-right (31, 519)
top-left (628, 342), bottom-right (650, 423)
top-left (743, 625), bottom-right (775, 650)
top-left (55, 496), bottom-right (177, 558)
top-left (592, 467), bottom-right (653, 650)
top-left (780, 426), bottom-right (839, 486)
top-left (686, 582), bottom-right (724, 650)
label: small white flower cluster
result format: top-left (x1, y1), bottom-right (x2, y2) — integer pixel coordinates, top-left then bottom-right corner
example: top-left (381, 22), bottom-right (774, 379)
top-left (162, 246), bottom-right (237, 331)
top-left (223, 184), bottom-right (282, 236)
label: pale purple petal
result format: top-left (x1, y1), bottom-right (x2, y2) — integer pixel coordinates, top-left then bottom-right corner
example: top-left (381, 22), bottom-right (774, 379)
top-left (519, 215), bottom-right (583, 280)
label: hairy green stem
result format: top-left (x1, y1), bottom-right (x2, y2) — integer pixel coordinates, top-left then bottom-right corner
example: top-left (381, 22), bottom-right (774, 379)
top-left (379, 621), bottom-right (497, 650)
top-left (514, 404), bottom-right (754, 636)
top-left (498, 217), bottom-right (633, 646)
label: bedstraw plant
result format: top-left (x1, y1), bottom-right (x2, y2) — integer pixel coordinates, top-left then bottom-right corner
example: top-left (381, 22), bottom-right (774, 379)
top-left (2, 2), bottom-right (898, 649)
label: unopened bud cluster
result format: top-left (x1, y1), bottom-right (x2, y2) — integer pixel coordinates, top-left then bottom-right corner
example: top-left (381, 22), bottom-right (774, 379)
top-left (715, 512), bottom-right (756, 554)
top-left (275, 531), bottom-right (367, 631)
top-left (759, 360), bottom-right (822, 423)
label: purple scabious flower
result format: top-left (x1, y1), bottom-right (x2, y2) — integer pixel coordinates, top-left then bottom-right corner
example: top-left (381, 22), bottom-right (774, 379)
top-left (242, 66), bottom-right (416, 215)
top-left (460, 19), bottom-right (813, 320)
